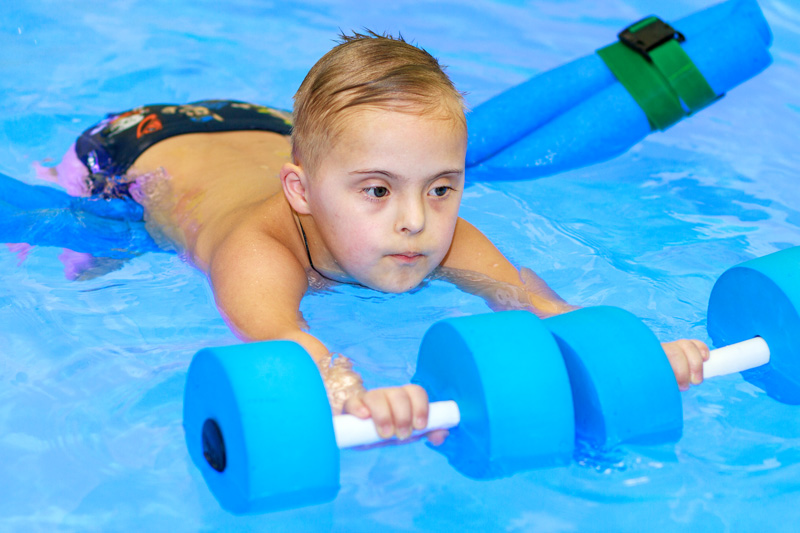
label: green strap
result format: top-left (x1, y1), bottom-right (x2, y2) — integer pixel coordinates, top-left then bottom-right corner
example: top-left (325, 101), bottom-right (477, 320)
top-left (598, 42), bottom-right (684, 131)
top-left (650, 40), bottom-right (718, 113)
top-left (597, 18), bottom-right (719, 131)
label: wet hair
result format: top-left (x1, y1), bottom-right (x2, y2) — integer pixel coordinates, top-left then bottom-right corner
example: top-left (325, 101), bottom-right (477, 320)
top-left (291, 31), bottom-right (466, 174)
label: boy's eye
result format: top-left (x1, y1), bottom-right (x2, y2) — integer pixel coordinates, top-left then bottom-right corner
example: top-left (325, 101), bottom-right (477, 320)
top-left (431, 185), bottom-right (452, 197)
top-left (365, 186), bottom-right (389, 198)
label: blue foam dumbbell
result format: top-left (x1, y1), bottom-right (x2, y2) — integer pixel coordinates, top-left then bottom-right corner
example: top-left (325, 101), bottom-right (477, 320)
top-left (183, 311), bottom-right (575, 514)
top-left (707, 246), bottom-right (800, 404)
top-left (537, 246), bottom-right (800, 449)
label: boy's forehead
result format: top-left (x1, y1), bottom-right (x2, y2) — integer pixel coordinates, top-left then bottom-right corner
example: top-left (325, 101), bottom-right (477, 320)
top-left (330, 109), bottom-right (465, 162)
top-left (338, 107), bottom-right (466, 145)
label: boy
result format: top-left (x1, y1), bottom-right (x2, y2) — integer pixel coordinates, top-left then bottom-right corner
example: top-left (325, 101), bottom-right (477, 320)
top-left (44, 32), bottom-right (709, 443)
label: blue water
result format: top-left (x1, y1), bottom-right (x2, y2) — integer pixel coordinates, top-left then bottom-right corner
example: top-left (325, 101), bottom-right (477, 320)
top-left (2, 0), bottom-right (800, 531)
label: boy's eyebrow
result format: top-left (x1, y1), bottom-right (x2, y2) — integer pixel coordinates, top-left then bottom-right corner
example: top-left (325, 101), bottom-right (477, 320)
top-left (349, 168), bottom-right (464, 180)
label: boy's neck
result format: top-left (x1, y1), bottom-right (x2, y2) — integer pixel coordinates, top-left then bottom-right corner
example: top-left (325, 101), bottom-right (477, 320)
top-left (293, 211), bottom-right (361, 287)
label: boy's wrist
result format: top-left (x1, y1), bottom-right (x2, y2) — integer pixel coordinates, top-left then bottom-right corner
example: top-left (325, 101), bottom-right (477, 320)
top-left (316, 353), bottom-right (366, 414)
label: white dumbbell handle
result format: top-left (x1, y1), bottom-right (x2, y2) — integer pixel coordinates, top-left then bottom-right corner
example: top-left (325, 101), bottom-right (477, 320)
top-left (333, 400), bottom-right (461, 449)
top-left (332, 338), bottom-right (768, 448)
top-left (703, 337), bottom-right (771, 379)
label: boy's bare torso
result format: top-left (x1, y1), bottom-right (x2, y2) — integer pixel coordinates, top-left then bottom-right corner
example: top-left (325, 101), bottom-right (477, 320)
top-left (130, 130), bottom-right (298, 270)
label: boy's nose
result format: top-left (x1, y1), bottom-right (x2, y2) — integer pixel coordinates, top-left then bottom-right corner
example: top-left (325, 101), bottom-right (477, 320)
top-left (395, 198), bottom-right (425, 235)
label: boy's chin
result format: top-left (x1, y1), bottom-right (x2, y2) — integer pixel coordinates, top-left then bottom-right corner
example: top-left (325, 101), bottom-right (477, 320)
top-left (363, 273), bottom-right (426, 294)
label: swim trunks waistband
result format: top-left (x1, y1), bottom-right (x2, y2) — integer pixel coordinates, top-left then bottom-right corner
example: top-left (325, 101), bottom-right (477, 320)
top-left (76, 99), bottom-right (293, 197)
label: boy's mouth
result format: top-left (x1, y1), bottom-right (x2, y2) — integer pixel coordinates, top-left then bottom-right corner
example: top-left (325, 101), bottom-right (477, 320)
top-left (388, 252), bottom-right (423, 264)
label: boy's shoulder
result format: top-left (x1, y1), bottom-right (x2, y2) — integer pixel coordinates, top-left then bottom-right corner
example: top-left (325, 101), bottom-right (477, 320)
top-left (208, 193), bottom-right (307, 279)
top-left (206, 194), bottom-right (313, 340)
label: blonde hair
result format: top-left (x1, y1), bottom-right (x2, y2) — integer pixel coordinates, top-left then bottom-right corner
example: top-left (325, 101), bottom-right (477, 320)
top-left (292, 31), bottom-right (466, 173)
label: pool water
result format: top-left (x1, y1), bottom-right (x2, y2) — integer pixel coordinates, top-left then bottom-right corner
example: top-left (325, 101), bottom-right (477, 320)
top-left (2, 0), bottom-right (800, 531)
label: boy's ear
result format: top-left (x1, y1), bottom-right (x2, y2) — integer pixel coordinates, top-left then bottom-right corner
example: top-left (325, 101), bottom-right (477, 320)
top-left (280, 162), bottom-right (312, 215)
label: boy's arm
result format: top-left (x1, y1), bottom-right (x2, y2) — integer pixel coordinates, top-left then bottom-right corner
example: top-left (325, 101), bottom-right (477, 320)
top-left (208, 226), bottom-right (439, 442)
top-left (209, 227), bottom-right (326, 355)
top-left (209, 227), bottom-right (369, 413)
top-left (441, 218), bottom-right (709, 388)
top-left (439, 218), bottom-right (576, 316)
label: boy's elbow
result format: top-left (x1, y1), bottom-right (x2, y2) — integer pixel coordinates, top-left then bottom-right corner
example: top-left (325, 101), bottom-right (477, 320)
top-left (230, 318), bottom-right (330, 363)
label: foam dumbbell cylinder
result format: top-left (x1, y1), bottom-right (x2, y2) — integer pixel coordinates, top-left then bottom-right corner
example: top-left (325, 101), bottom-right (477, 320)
top-left (543, 306), bottom-right (684, 448)
top-left (185, 343), bottom-right (463, 514)
top-left (707, 246), bottom-right (800, 404)
top-left (183, 341), bottom-right (340, 514)
top-left (412, 310), bottom-right (575, 478)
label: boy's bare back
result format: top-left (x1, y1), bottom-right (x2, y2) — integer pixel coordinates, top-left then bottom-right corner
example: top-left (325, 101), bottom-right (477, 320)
top-left (129, 129), bottom-right (293, 267)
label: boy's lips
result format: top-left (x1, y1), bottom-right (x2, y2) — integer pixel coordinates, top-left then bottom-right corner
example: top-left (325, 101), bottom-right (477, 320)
top-left (388, 252), bottom-right (424, 263)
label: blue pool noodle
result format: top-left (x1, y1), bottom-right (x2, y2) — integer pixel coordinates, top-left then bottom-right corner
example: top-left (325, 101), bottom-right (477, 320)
top-left (0, 172), bottom-right (158, 258)
top-left (466, 0), bottom-right (773, 178)
top-left (0, 171), bottom-right (144, 220)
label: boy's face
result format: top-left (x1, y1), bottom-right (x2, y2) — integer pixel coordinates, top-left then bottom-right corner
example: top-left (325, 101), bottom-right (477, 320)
top-left (305, 108), bottom-right (466, 293)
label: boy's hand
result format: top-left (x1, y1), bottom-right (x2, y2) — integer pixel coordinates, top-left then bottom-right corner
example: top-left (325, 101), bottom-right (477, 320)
top-left (342, 384), bottom-right (448, 446)
top-left (662, 339), bottom-right (710, 391)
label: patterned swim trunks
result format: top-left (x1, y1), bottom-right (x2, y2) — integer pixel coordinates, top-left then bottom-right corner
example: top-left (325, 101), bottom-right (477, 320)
top-left (75, 99), bottom-right (292, 197)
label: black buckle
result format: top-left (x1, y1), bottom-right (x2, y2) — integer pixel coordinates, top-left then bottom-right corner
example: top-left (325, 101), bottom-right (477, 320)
top-left (618, 16), bottom-right (685, 62)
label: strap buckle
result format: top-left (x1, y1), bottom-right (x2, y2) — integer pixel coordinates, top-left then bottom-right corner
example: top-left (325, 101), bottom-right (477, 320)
top-left (618, 16), bottom-right (685, 62)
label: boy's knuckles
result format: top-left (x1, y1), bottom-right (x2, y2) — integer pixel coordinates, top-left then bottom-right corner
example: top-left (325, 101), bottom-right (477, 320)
top-left (692, 339), bottom-right (711, 360)
top-left (342, 395), bottom-right (369, 418)
top-left (404, 385), bottom-right (429, 406)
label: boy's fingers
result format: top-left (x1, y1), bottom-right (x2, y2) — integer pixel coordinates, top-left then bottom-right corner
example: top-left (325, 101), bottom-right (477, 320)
top-left (346, 386), bottom-right (436, 441)
top-left (691, 339), bottom-right (711, 361)
top-left (426, 429), bottom-right (449, 446)
top-left (663, 341), bottom-right (690, 391)
top-left (682, 340), bottom-right (706, 386)
top-left (663, 339), bottom-right (711, 390)
top-left (385, 388), bottom-right (413, 440)
top-left (404, 384), bottom-right (430, 431)
top-left (342, 394), bottom-right (370, 419)
top-left (361, 391), bottom-right (394, 439)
